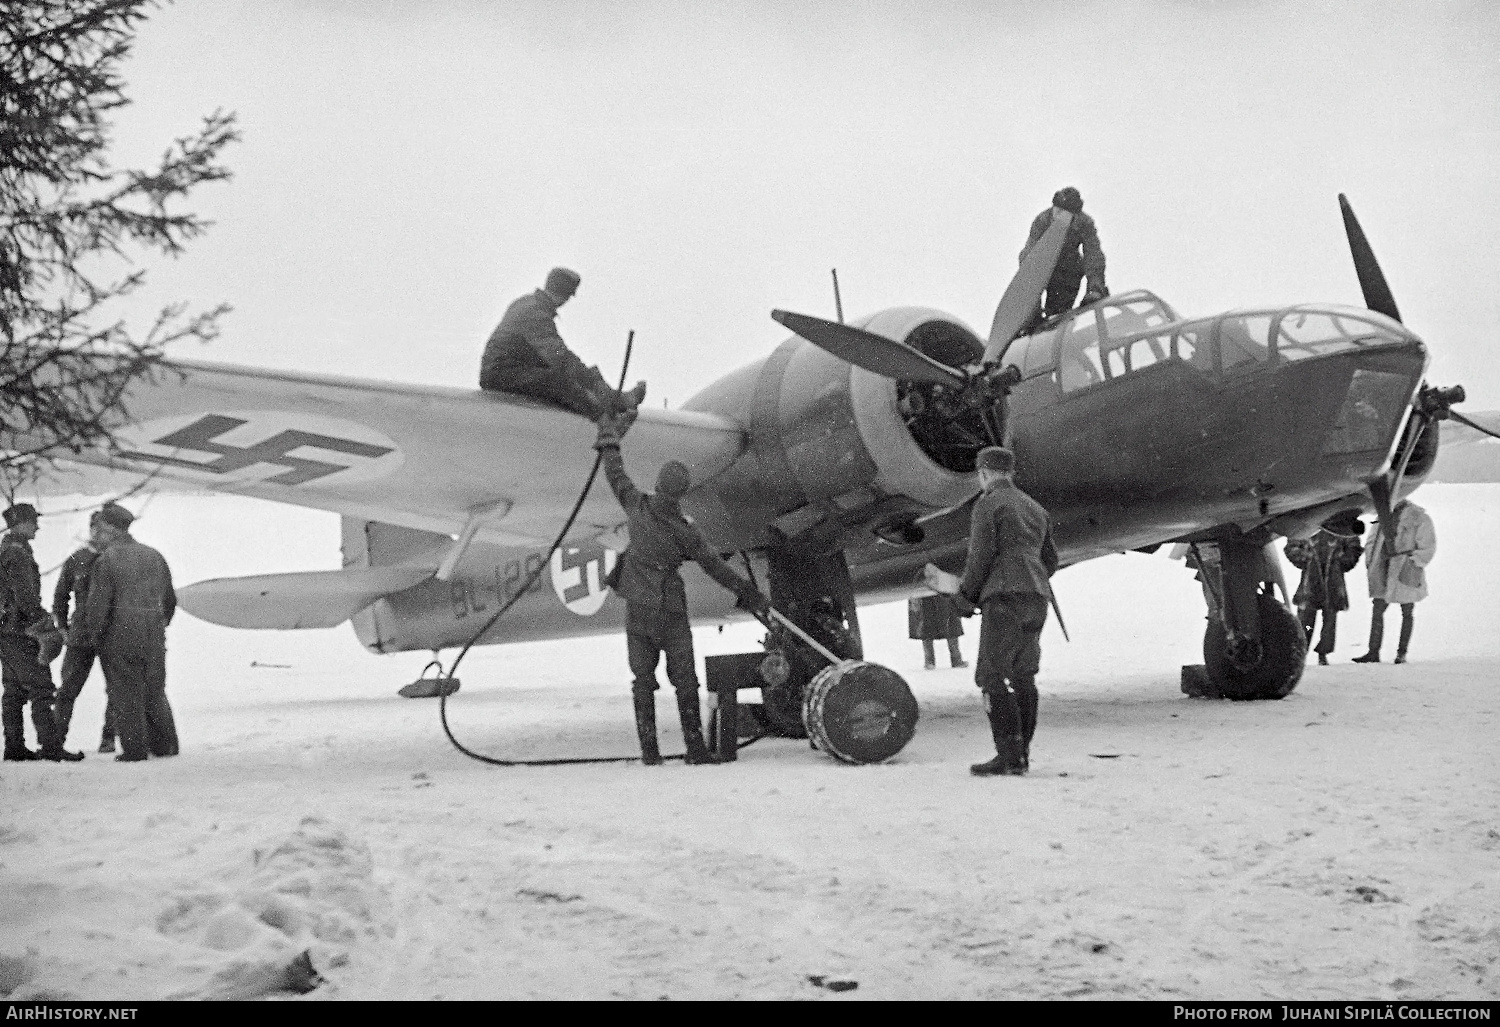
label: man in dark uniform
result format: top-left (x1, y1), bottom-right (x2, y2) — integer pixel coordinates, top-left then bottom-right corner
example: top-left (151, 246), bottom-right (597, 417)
top-left (1020, 186), bottom-right (1108, 325)
top-left (53, 511), bottom-right (116, 752)
top-left (480, 267), bottom-right (647, 421)
top-left (594, 414), bottom-right (769, 765)
top-left (1284, 523), bottom-right (1364, 666)
top-left (1, 503), bottom-right (82, 761)
top-left (82, 503), bottom-right (179, 762)
top-left (956, 447), bottom-right (1058, 777)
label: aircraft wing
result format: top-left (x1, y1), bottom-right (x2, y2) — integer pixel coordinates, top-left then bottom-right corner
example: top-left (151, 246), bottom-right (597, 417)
top-left (39, 358), bottom-right (746, 546)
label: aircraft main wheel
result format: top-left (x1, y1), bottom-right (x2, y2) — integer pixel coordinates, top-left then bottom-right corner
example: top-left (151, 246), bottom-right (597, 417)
top-left (1203, 591), bottom-right (1307, 701)
top-left (802, 661), bottom-right (919, 764)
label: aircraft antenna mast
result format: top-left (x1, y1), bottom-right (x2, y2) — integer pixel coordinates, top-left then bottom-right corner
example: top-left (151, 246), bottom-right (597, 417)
top-left (831, 268), bottom-right (844, 324)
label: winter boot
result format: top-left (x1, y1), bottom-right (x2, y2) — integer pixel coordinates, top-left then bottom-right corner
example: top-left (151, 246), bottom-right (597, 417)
top-left (39, 744), bottom-right (84, 762)
top-left (676, 690), bottom-right (715, 765)
top-left (4, 744), bottom-right (39, 761)
top-left (970, 737), bottom-right (1027, 777)
top-left (632, 690), bottom-right (662, 765)
top-left (972, 693), bottom-right (1026, 776)
top-left (1393, 653), bottom-right (1407, 665)
top-left (99, 734), bottom-right (116, 754)
top-left (1351, 652), bottom-right (1380, 663)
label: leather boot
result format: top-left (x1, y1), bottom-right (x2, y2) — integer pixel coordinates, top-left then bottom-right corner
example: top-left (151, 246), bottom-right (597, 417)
top-left (632, 691), bottom-right (662, 765)
top-left (39, 744), bottom-right (84, 762)
top-left (4, 745), bottom-right (39, 761)
top-left (675, 690), bottom-right (714, 765)
top-left (1351, 652), bottom-right (1380, 663)
top-left (972, 694), bottom-right (1025, 776)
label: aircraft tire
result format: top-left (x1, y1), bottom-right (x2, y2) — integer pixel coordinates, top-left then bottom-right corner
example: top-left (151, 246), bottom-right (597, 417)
top-left (802, 661), bottom-right (919, 764)
top-left (1203, 592), bottom-right (1307, 701)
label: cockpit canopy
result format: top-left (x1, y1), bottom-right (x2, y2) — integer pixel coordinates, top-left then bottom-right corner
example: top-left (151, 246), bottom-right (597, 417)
top-left (999, 290), bottom-right (1419, 394)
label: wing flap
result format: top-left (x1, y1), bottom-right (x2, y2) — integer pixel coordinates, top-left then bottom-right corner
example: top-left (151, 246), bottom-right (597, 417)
top-left (178, 564), bottom-right (436, 629)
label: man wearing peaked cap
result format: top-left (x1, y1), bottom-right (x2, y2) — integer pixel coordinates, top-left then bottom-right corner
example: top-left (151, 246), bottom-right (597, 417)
top-left (2, 504), bottom-right (83, 761)
top-left (948, 446), bottom-right (1059, 777)
top-left (479, 267), bottom-right (648, 428)
top-left (83, 504), bottom-right (180, 762)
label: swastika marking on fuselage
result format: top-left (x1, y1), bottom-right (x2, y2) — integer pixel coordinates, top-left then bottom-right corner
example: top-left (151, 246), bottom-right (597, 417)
top-left (120, 414), bottom-right (394, 486)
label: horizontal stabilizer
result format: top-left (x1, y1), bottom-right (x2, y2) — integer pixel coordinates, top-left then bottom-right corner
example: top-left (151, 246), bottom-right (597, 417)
top-left (179, 565), bottom-right (436, 629)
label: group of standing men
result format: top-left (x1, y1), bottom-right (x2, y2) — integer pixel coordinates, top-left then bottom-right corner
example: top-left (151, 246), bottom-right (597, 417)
top-left (1286, 499), bottom-right (1438, 666)
top-left (1, 501), bottom-right (178, 764)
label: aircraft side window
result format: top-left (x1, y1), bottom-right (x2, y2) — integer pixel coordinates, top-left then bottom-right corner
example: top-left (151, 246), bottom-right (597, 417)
top-left (1277, 312), bottom-right (1354, 362)
top-left (1218, 315), bottom-right (1272, 371)
top-left (1174, 329), bottom-right (1213, 372)
top-left (1106, 344), bottom-right (1127, 378)
top-left (1058, 312), bottom-right (1104, 392)
top-left (1335, 315), bottom-right (1402, 348)
top-left (1129, 333), bottom-right (1168, 372)
top-left (1099, 299), bottom-right (1169, 340)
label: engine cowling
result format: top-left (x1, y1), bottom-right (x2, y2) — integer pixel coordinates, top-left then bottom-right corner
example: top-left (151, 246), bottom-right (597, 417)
top-left (681, 307), bottom-right (989, 551)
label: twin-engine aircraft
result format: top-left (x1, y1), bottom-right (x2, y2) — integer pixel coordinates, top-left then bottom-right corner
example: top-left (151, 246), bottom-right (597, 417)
top-left (28, 195), bottom-right (1494, 729)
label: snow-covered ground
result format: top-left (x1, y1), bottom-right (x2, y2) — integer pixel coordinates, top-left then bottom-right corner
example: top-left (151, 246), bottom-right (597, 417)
top-left (2, 485), bottom-right (1497, 1000)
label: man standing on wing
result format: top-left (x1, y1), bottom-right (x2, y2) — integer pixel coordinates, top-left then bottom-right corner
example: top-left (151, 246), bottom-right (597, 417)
top-left (594, 413), bottom-right (770, 765)
top-left (956, 446), bottom-right (1058, 777)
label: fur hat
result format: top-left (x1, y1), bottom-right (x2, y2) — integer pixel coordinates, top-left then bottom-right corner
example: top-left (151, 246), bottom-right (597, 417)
top-left (3, 503), bottom-right (39, 528)
top-left (97, 503), bottom-right (135, 531)
top-left (655, 461), bottom-right (692, 498)
top-left (544, 267), bottom-right (581, 299)
top-left (975, 447), bottom-right (1016, 474)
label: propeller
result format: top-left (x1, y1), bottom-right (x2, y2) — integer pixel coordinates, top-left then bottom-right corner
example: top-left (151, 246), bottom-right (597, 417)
top-left (1338, 196), bottom-right (1488, 541)
top-left (772, 204), bottom-right (1076, 452)
top-left (768, 310), bottom-right (964, 388)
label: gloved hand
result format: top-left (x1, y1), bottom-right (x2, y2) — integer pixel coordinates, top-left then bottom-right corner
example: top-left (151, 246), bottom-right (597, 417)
top-left (735, 585), bottom-right (771, 619)
top-left (954, 596), bottom-right (979, 618)
top-left (594, 413), bottom-right (624, 450)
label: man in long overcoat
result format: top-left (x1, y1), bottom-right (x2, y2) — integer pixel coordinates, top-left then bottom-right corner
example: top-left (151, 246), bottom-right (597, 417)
top-left (82, 503), bottom-right (179, 761)
top-left (1353, 500), bottom-right (1436, 665)
top-left (1285, 525), bottom-right (1364, 665)
top-left (595, 415), bottom-right (769, 765)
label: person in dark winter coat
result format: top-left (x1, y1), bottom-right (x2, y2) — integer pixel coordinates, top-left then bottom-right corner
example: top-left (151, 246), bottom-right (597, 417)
top-left (1284, 525), bottom-right (1364, 665)
top-left (1353, 500), bottom-right (1436, 665)
top-left (81, 503), bottom-right (179, 762)
top-left (951, 446), bottom-right (1058, 777)
top-left (1020, 187), bottom-right (1108, 324)
top-left (480, 267), bottom-right (646, 421)
top-left (908, 595), bottom-right (966, 669)
top-left (595, 414), bottom-right (768, 765)
top-left (1, 504), bottom-right (81, 761)
top-left (52, 512), bottom-right (116, 751)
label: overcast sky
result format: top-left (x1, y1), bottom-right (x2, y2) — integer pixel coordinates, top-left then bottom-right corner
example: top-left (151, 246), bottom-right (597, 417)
top-left (106, 0), bottom-right (1500, 407)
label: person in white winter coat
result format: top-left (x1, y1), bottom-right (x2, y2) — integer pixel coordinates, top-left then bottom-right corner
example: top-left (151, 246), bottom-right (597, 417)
top-left (1352, 499), bottom-right (1436, 664)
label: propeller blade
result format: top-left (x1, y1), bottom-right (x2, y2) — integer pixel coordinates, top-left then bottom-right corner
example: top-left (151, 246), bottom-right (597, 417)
top-left (1368, 473), bottom-right (1397, 555)
top-left (1448, 409), bottom-right (1500, 442)
top-left (1338, 193), bottom-right (1402, 323)
top-left (771, 309), bottom-right (964, 388)
top-left (984, 208), bottom-right (1073, 362)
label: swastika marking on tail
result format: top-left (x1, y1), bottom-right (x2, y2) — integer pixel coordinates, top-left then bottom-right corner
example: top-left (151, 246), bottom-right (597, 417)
top-left (120, 414), bottom-right (395, 486)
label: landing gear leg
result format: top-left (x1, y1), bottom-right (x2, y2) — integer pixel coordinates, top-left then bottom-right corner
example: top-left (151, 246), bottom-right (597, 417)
top-left (754, 547), bottom-right (864, 737)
